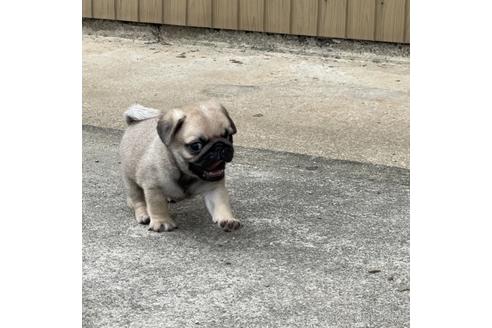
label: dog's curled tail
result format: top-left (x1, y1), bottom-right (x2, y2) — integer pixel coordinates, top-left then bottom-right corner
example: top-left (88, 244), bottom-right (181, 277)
top-left (124, 104), bottom-right (161, 125)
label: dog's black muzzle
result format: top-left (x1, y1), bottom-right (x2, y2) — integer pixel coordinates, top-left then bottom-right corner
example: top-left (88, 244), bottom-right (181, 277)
top-left (189, 138), bottom-right (234, 181)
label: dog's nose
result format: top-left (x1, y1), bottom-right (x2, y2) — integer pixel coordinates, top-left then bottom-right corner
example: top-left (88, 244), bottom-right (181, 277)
top-left (222, 147), bottom-right (233, 162)
top-left (205, 140), bottom-right (234, 162)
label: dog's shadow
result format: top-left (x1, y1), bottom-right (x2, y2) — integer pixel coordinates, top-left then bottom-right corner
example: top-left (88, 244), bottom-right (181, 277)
top-left (123, 196), bottom-right (262, 247)
top-left (171, 199), bottom-right (249, 238)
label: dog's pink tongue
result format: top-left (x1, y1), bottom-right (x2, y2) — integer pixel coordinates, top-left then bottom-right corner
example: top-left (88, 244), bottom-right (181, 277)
top-left (208, 161), bottom-right (222, 170)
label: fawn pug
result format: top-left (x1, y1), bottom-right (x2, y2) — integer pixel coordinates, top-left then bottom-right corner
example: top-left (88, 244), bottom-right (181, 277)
top-left (119, 100), bottom-right (240, 232)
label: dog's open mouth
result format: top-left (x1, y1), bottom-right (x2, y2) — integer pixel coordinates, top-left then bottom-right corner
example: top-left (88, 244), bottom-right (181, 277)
top-left (189, 161), bottom-right (226, 181)
top-left (203, 168), bottom-right (225, 179)
top-left (202, 161), bottom-right (226, 180)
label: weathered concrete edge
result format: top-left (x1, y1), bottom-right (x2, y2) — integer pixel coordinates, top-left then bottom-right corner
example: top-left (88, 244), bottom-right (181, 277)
top-left (82, 19), bottom-right (410, 61)
top-left (82, 124), bottom-right (410, 175)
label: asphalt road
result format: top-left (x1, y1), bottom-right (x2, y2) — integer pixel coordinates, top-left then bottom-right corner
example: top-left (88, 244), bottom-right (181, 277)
top-left (83, 125), bottom-right (409, 328)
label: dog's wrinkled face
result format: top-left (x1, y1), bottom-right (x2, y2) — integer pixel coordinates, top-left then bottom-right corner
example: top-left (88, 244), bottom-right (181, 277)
top-left (157, 100), bottom-right (236, 181)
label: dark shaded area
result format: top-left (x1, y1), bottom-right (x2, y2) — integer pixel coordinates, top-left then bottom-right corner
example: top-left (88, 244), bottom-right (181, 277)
top-left (83, 125), bottom-right (409, 328)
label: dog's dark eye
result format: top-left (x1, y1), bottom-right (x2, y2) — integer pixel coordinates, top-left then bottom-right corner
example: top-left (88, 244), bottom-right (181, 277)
top-left (188, 142), bottom-right (203, 153)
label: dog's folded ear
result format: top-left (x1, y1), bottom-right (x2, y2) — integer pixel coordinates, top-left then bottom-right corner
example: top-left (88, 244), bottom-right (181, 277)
top-left (157, 109), bottom-right (186, 146)
top-left (220, 105), bottom-right (237, 135)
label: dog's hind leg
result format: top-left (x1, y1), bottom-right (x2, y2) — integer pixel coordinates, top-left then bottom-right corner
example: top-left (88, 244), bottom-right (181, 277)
top-left (124, 178), bottom-right (150, 225)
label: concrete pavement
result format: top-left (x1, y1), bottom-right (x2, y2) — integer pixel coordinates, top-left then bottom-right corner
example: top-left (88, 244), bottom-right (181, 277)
top-left (83, 126), bottom-right (409, 328)
top-left (82, 21), bottom-right (409, 327)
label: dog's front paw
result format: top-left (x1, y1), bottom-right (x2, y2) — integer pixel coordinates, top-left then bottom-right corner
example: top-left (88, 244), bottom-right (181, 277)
top-left (148, 219), bottom-right (177, 232)
top-left (134, 206), bottom-right (150, 224)
top-left (136, 214), bottom-right (150, 225)
top-left (215, 218), bottom-right (241, 232)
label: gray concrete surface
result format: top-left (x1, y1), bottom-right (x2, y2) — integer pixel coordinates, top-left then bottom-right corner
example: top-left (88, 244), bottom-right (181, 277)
top-left (83, 125), bottom-right (409, 328)
top-left (83, 20), bottom-right (409, 168)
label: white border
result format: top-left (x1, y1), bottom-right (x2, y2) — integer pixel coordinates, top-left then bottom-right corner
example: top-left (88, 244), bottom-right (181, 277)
top-left (0, 1), bottom-right (81, 327)
top-left (412, 1), bottom-right (492, 327)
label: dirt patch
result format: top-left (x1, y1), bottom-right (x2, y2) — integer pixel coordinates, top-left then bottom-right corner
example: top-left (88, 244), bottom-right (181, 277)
top-left (202, 84), bottom-right (260, 98)
top-left (83, 21), bottom-right (409, 168)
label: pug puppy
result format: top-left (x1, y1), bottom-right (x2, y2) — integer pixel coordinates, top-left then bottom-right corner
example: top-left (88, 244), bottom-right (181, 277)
top-left (119, 100), bottom-right (240, 232)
